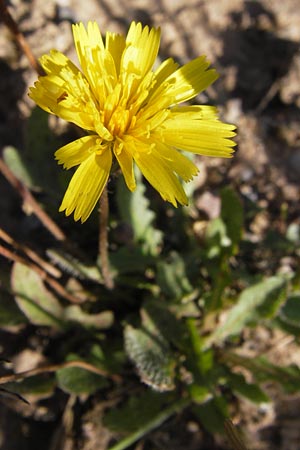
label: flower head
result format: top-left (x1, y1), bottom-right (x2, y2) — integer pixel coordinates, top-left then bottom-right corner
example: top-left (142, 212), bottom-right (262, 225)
top-left (29, 21), bottom-right (236, 222)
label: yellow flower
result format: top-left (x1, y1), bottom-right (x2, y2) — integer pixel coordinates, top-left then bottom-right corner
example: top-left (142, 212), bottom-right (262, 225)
top-left (29, 21), bottom-right (236, 223)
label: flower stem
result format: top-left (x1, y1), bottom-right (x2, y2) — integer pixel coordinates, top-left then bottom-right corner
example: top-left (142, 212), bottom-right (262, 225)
top-left (99, 185), bottom-right (114, 289)
top-left (224, 419), bottom-right (248, 450)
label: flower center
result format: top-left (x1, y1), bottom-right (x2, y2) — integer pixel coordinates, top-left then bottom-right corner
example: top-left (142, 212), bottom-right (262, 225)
top-left (98, 81), bottom-right (138, 140)
top-left (107, 105), bottom-right (133, 137)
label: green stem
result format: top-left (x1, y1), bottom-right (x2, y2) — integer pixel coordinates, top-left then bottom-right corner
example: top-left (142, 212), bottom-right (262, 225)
top-left (186, 318), bottom-right (208, 377)
top-left (108, 398), bottom-right (190, 450)
top-left (209, 258), bottom-right (229, 311)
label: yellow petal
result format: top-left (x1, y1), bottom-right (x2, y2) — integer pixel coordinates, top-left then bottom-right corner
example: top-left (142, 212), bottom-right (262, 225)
top-left (29, 51), bottom-right (102, 132)
top-left (153, 58), bottom-right (179, 87)
top-left (105, 31), bottom-right (126, 76)
top-left (59, 149), bottom-right (112, 222)
top-left (29, 20), bottom-right (238, 221)
top-left (145, 58), bottom-right (179, 107)
top-left (72, 22), bottom-right (104, 73)
top-left (114, 140), bottom-right (136, 191)
top-left (151, 140), bottom-right (198, 182)
top-left (132, 139), bottom-right (188, 206)
top-left (122, 22), bottom-right (161, 78)
top-left (170, 105), bottom-right (219, 120)
top-left (159, 116), bottom-right (236, 157)
top-left (72, 22), bottom-right (117, 102)
top-left (55, 135), bottom-right (100, 169)
top-left (29, 81), bottom-right (59, 115)
top-left (29, 51), bottom-right (71, 114)
top-left (149, 56), bottom-right (218, 106)
top-left (39, 49), bottom-right (79, 76)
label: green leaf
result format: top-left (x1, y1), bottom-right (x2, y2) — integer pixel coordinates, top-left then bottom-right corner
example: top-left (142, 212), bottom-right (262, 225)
top-left (0, 290), bottom-right (25, 325)
top-left (278, 293), bottom-right (300, 327)
top-left (220, 187), bottom-right (243, 254)
top-left (110, 246), bottom-right (154, 275)
top-left (273, 316), bottom-right (300, 337)
top-left (106, 398), bottom-right (189, 450)
top-left (64, 305), bottom-right (114, 329)
top-left (11, 262), bottom-right (65, 329)
top-left (103, 391), bottom-right (172, 432)
top-left (116, 170), bottom-right (163, 256)
top-left (124, 316), bottom-right (176, 391)
top-left (193, 396), bottom-right (228, 434)
top-left (88, 343), bottom-right (126, 374)
top-left (142, 299), bottom-right (186, 350)
top-left (225, 372), bottom-right (269, 404)
top-left (56, 356), bottom-right (108, 395)
top-left (205, 218), bottom-right (229, 259)
top-left (188, 384), bottom-right (211, 403)
top-left (3, 376), bottom-right (55, 397)
top-left (3, 146), bottom-right (34, 188)
top-left (157, 251), bottom-right (193, 300)
top-left (225, 353), bottom-right (300, 394)
top-left (263, 230), bottom-right (295, 253)
top-left (252, 359), bottom-right (300, 393)
top-left (25, 108), bottom-right (66, 194)
top-left (47, 249), bottom-right (102, 282)
top-left (286, 222), bottom-right (300, 244)
top-left (206, 268), bottom-right (232, 312)
top-left (208, 276), bottom-right (287, 345)
top-left (204, 187), bottom-right (243, 261)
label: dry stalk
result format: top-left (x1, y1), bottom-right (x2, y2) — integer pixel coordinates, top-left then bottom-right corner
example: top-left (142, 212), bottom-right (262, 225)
top-left (99, 185), bottom-right (114, 290)
top-left (0, 244), bottom-right (83, 304)
top-left (0, 360), bottom-right (122, 385)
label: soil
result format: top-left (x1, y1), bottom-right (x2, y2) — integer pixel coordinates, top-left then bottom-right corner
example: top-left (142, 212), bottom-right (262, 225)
top-left (0, 0), bottom-right (300, 449)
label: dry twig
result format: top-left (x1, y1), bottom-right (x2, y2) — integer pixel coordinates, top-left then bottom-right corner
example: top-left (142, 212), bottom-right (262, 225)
top-left (0, 360), bottom-right (122, 385)
top-left (0, 0), bottom-right (44, 75)
top-left (0, 244), bottom-right (84, 304)
top-left (224, 419), bottom-right (248, 450)
top-left (0, 228), bottom-right (61, 278)
top-left (0, 157), bottom-right (66, 241)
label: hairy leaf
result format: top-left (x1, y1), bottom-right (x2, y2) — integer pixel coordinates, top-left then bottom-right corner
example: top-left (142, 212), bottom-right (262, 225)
top-left (208, 276), bottom-right (287, 345)
top-left (157, 251), bottom-right (193, 300)
top-left (124, 318), bottom-right (176, 391)
top-left (11, 262), bottom-right (64, 329)
top-left (47, 249), bottom-right (102, 282)
top-left (64, 305), bottom-right (114, 329)
top-left (143, 299), bottom-right (186, 349)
